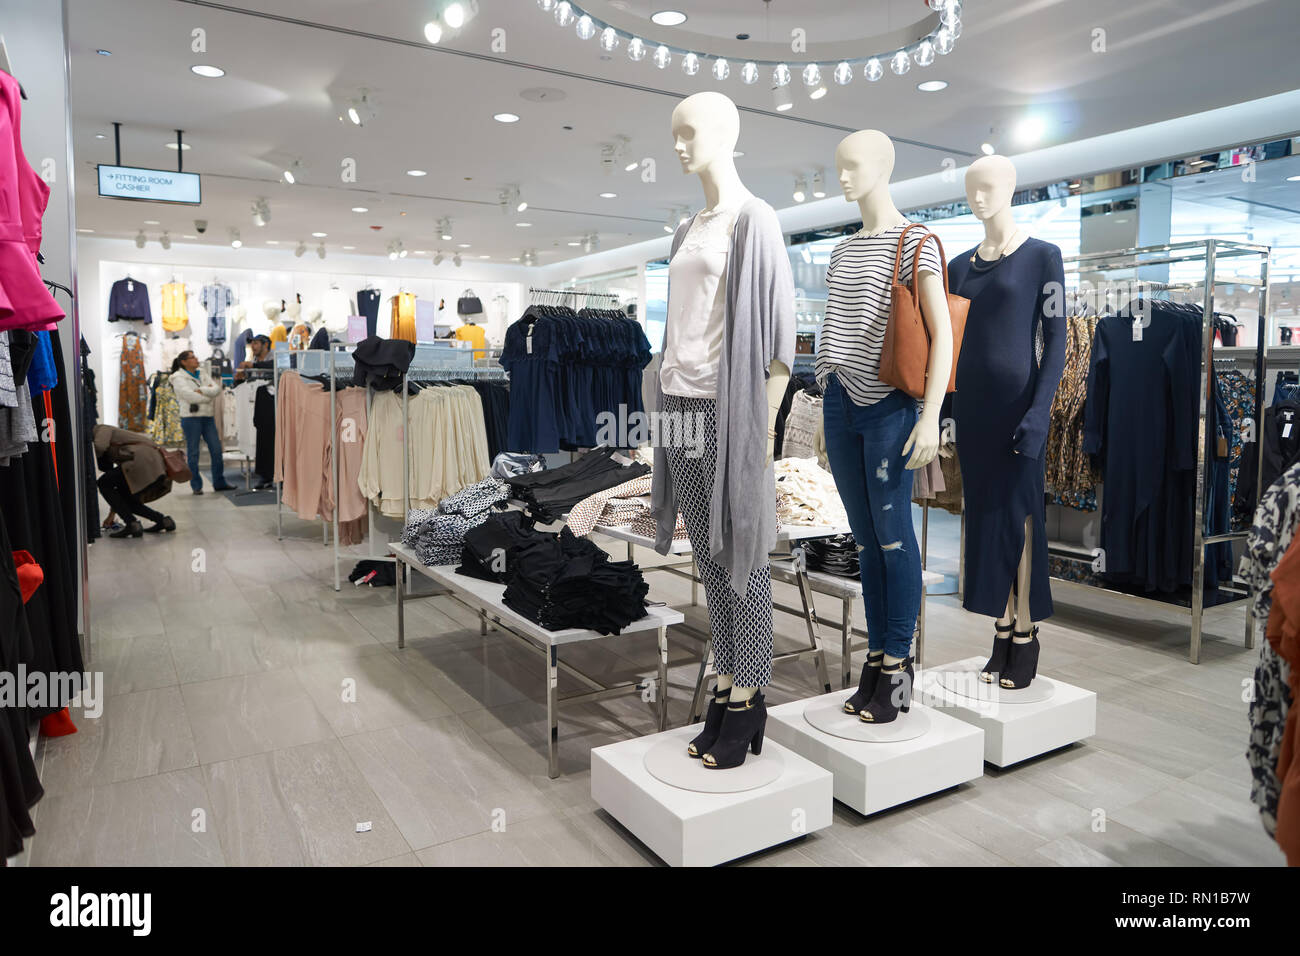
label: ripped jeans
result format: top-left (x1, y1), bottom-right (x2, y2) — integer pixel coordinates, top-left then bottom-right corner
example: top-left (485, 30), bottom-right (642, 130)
top-left (821, 376), bottom-right (922, 660)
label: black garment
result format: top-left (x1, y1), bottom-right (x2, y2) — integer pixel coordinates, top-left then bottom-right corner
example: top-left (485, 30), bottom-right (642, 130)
top-left (458, 510), bottom-right (538, 582)
top-left (472, 382), bottom-right (510, 461)
top-left (308, 327), bottom-right (331, 351)
top-left (353, 335), bottom-right (415, 392)
top-left (1216, 316), bottom-right (1239, 347)
top-left (1236, 399), bottom-right (1300, 524)
top-left (97, 466), bottom-right (165, 524)
top-left (81, 337), bottom-right (102, 540)
top-left (504, 446), bottom-right (650, 523)
top-left (0, 515), bottom-right (43, 859)
top-left (357, 289), bottom-right (382, 339)
top-left (348, 560), bottom-right (396, 587)
top-left (253, 384), bottom-right (276, 483)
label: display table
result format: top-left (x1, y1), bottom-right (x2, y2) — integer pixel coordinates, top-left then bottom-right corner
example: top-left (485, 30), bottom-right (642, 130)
top-left (766, 691), bottom-right (985, 816)
top-left (388, 543), bottom-right (684, 778)
top-left (591, 725), bottom-right (833, 866)
top-left (916, 656), bottom-right (1097, 767)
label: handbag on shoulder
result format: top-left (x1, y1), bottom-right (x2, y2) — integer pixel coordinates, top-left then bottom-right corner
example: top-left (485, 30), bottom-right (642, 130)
top-left (457, 289), bottom-right (483, 316)
top-left (162, 448), bottom-right (192, 484)
top-left (878, 224), bottom-right (969, 399)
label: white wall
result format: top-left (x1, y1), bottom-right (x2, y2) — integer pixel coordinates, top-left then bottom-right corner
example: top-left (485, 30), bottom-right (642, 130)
top-left (78, 237), bottom-right (527, 425)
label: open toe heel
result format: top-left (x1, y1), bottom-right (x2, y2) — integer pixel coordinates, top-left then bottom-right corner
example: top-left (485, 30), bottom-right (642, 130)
top-left (860, 657), bottom-right (914, 724)
top-left (981, 622), bottom-right (1013, 683)
top-left (702, 692), bottom-right (767, 770)
top-left (687, 686), bottom-right (729, 758)
top-left (999, 627), bottom-right (1040, 690)
top-left (843, 653), bottom-right (884, 714)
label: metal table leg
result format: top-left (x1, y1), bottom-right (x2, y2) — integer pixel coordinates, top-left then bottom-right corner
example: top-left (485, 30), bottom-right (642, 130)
top-left (479, 608), bottom-right (487, 636)
top-left (841, 595), bottom-right (853, 689)
top-left (547, 645), bottom-right (560, 779)
top-left (691, 557), bottom-right (699, 606)
top-left (396, 559), bottom-right (406, 650)
top-left (689, 637), bottom-right (714, 724)
top-left (794, 569), bottom-right (833, 694)
top-left (657, 626), bottom-right (669, 732)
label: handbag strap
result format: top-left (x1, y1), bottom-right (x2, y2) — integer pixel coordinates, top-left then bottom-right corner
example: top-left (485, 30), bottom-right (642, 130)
top-left (892, 223), bottom-right (934, 305)
top-left (910, 231), bottom-right (952, 300)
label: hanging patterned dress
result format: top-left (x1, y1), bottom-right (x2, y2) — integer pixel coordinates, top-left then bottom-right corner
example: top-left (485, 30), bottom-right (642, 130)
top-left (147, 373), bottom-right (185, 447)
top-left (118, 333), bottom-right (148, 432)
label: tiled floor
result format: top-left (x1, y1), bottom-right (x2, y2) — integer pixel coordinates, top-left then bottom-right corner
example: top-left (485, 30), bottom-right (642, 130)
top-left (19, 488), bottom-right (1286, 866)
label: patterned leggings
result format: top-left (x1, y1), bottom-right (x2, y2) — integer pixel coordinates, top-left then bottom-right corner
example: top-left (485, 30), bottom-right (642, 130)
top-left (663, 394), bottom-right (774, 688)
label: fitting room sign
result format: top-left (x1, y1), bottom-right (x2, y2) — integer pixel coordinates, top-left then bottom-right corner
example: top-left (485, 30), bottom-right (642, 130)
top-left (97, 164), bottom-right (202, 204)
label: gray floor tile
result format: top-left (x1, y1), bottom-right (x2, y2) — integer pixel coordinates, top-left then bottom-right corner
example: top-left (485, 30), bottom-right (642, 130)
top-left (90, 632), bottom-right (178, 697)
top-left (180, 669), bottom-right (336, 764)
top-left (293, 652), bottom-right (453, 736)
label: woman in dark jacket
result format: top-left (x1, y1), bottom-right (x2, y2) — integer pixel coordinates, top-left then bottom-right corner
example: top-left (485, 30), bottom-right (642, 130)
top-left (92, 424), bottom-right (176, 538)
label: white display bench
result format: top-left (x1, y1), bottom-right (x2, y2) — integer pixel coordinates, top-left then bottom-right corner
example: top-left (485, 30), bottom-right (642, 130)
top-left (766, 692), bottom-right (984, 816)
top-left (916, 656), bottom-right (1097, 767)
top-left (591, 725), bottom-right (833, 867)
top-left (389, 544), bottom-right (684, 778)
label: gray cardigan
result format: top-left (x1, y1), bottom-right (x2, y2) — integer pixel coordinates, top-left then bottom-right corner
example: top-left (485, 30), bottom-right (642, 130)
top-left (650, 197), bottom-right (796, 595)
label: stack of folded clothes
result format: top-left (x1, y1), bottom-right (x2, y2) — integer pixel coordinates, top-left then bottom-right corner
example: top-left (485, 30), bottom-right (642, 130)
top-left (402, 477), bottom-right (510, 566)
top-left (775, 457), bottom-right (849, 527)
top-left (567, 474), bottom-right (653, 536)
top-left (802, 534), bottom-right (860, 579)
top-left (504, 446), bottom-right (650, 523)
top-left (629, 508), bottom-right (689, 542)
top-left (458, 511), bottom-right (649, 634)
top-left (491, 452), bottom-right (544, 480)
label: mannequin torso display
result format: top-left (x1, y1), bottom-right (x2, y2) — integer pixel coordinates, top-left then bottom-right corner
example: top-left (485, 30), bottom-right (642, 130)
top-left (814, 130), bottom-right (955, 724)
top-left (947, 155), bottom-right (1066, 691)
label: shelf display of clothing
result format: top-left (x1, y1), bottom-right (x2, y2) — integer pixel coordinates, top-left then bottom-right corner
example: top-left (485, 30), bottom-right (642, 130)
top-left (160, 281), bottom-right (189, 332)
top-left (948, 237), bottom-right (1066, 622)
top-left (106, 277), bottom-right (151, 324)
top-left (402, 477), bottom-right (510, 566)
top-left (504, 446), bottom-right (650, 524)
top-left (201, 282), bottom-right (234, 345)
top-left (118, 331), bottom-right (148, 432)
top-left (391, 292), bottom-right (417, 343)
top-left (146, 370), bottom-right (184, 446)
top-left (0, 70), bottom-right (66, 334)
top-left (357, 288), bottom-right (381, 338)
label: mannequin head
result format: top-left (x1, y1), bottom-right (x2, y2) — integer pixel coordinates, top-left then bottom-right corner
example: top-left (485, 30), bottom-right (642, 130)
top-left (965, 155), bottom-right (1018, 221)
top-left (671, 92), bottom-right (740, 176)
top-left (835, 130), bottom-right (896, 202)
top-left (261, 300), bottom-right (281, 323)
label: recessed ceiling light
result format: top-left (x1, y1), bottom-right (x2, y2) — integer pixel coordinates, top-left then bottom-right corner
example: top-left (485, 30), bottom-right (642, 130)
top-left (95, 49), bottom-right (112, 56)
top-left (76, 228), bottom-right (94, 233)
top-left (95, 133), bottom-right (106, 139)
top-left (651, 11), bottom-right (687, 26)
top-left (494, 112), bottom-right (520, 123)
top-left (1288, 175), bottom-right (1300, 182)
top-left (144, 220), bottom-right (160, 225)
top-left (413, 250), bottom-right (429, 255)
top-left (190, 64), bottom-right (225, 78)
top-left (917, 80), bottom-right (948, 92)
top-left (182, 235), bottom-right (197, 239)
top-left (164, 142), bottom-right (192, 150)
top-left (406, 169), bottom-right (427, 176)
top-left (423, 21), bottom-right (443, 44)
top-left (266, 240), bottom-right (279, 244)
top-left (458, 242), bottom-right (472, 248)
top-left (342, 245), bottom-right (356, 250)
top-left (567, 241), bottom-right (581, 247)
top-left (352, 206), bottom-right (368, 213)
top-left (599, 192), bottom-right (617, 199)
top-left (517, 222), bottom-right (532, 227)
top-left (479, 254), bottom-right (489, 259)
top-left (1014, 116), bottom-right (1046, 146)
top-left (311, 232), bottom-right (327, 238)
top-left (980, 143), bottom-right (996, 155)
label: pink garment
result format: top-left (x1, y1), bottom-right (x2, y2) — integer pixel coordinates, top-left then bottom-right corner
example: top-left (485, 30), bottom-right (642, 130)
top-left (0, 71), bottom-right (64, 332)
top-left (323, 387), bottom-right (369, 546)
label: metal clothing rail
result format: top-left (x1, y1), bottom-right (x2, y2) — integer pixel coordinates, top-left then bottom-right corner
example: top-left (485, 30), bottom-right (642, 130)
top-left (527, 286), bottom-right (619, 303)
top-left (1052, 238), bottom-right (1271, 663)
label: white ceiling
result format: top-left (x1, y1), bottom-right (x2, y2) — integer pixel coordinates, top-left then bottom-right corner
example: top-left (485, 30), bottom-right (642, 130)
top-left (65, 0), bottom-right (1300, 265)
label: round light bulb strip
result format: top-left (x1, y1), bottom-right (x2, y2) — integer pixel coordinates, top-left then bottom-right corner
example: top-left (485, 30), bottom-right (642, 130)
top-left (534, 0), bottom-right (963, 96)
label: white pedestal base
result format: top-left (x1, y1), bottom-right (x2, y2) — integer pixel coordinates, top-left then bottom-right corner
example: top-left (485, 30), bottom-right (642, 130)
top-left (918, 657), bottom-right (1097, 767)
top-left (767, 693), bottom-right (984, 817)
top-left (591, 725), bottom-right (833, 867)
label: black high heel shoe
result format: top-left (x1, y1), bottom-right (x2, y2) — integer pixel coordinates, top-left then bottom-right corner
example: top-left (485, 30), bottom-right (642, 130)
top-left (999, 627), bottom-right (1040, 689)
top-left (702, 692), bottom-right (766, 770)
top-left (109, 520), bottom-right (144, 539)
top-left (860, 657), bottom-right (914, 724)
top-left (687, 685), bottom-right (730, 758)
top-left (981, 622), bottom-right (1014, 683)
top-left (843, 651), bottom-right (884, 714)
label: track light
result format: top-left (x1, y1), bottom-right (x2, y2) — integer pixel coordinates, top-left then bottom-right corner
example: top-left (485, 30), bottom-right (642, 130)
top-left (316, 243), bottom-right (326, 260)
top-left (134, 230), bottom-right (146, 249)
top-left (341, 91), bottom-right (376, 127)
top-left (295, 241), bottom-right (307, 258)
top-left (812, 170), bottom-right (826, 199)
top-left (792, 177), bottom-right (807, 203)
top-left (453, 252), bottom-right (463, 267)
top-left (160, 232), bottom-right (171, 250)
top-left (772, 83), bottom-right (793, 112)
top-left (438, 217), bottom-right (453, 241)
top-left (282, 164), bottom-right (298, 185)
top-left (229, 228), bottom-right (242, 249)
top-left (522, 248), bottom-right (537, 267)
top-left (582, 232), bottom-right (599, 254)
top-left (251, 197), bottom-right (271, 227)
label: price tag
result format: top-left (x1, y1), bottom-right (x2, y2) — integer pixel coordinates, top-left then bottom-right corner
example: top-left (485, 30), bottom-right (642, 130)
top-left (355, 821), bottom-right (372, 833)
top-left (1132, 321), bottom-right (1143, 342)
top-left (127, 280), bottom-right (135, 293)
top-left (526, 329), bottom-right (534, 355)
top-left (1284, 423), bottom-right (1293, 439)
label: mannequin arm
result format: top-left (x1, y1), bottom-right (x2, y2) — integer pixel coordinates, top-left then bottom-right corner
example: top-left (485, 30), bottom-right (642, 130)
top-left (766, 359), bottom-right (791, 466)
top-left (901, 270), bottom-right (953, 470)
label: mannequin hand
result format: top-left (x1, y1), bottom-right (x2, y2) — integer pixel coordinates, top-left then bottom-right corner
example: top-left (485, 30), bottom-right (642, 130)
top-left (814, 421), bottom-right (827, 469)
top-left (902, 415), bottom-right (940, 470)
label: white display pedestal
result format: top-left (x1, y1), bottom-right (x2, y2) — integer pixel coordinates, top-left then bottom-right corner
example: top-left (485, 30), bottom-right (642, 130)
top-left (591, 725), bottom-right (833, 867)
top-left (767, 693), bottom-right (984, 817)
top-left (917, 657), bottom-right (1097, 767)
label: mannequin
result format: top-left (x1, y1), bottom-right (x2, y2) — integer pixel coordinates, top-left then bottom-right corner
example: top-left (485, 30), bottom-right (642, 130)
top-left (651, 91), bottom-right (794, 769)
top-left (813, 129), bottom-right (953, 723)
top-left (948, 155), bottom-right (1066, 690)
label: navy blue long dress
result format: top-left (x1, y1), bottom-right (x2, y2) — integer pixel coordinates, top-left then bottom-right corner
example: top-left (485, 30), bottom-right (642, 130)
top-left (948, 238), bottom-right (1066, 622)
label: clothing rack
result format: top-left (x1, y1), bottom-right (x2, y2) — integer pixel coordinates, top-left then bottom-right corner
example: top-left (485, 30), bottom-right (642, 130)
top-left (1047, 239), bottom-right (1271, 663)
top-left (527, 286), bottom-right (619, 305)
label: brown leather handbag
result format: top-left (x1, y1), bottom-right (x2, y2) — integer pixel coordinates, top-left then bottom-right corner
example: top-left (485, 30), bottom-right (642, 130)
top-left (162, 448), bottom-right (192, 484)
top-left (878, 224), bottom-right (969, 399)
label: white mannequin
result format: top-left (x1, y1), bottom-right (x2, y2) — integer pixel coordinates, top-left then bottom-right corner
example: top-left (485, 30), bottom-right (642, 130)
top-left (966, 155), bottom-right (1033, 667)
top-left (814, 129), bottom-right (952, 471)
top-left (671, 91), bottom-right (789, 707)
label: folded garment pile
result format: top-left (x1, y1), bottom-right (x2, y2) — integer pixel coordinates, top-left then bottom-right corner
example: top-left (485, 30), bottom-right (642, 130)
top-left (505, 446), bottom-right (650, 523)
top-left (459, 511), bottom-right (649, 634)
top-left (801, 534), bottom-right (860, 579)
top-left (567, 474), bottom-right (653, 536)
top-left (402, 477), bottom-right (509, 566)
top-left (775, 457), bottom-right (849, 527)
top-left (491, 452), bottom-right (544, 480)
top-left (629, 508), bottom-right (689, 542)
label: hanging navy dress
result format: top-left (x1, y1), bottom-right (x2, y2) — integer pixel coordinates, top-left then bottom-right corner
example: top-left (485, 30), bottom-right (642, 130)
top-left (948, 238), bottom-right (1066, 621)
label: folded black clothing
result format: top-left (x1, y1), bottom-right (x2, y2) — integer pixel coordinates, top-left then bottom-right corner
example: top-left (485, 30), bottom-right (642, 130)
top-left (457, 510), bottom-right (540, 582)
top-left (802, 534), bottom-right (860, 579)
top-left (505, 447), bottom-right (620, 493)
top-left (507, 448), bottom-right (651, 522)
top-left (352, 336), bottom-right (416, 392)
top-left (348, 560), bottom-right (397, 587)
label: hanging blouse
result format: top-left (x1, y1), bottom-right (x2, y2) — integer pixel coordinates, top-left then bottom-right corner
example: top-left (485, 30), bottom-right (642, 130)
top-left (391, 293), bottom-right (417, 343)
top-left (160, 282), bottom-right (189, 332)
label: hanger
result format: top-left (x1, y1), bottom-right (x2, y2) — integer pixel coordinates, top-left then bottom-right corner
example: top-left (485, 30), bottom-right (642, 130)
top-left (0, 36), bottom-right (26, 99)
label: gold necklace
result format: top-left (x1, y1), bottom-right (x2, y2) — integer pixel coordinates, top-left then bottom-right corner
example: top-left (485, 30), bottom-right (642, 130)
top-left (970, 228), bottom-right (1022, 266)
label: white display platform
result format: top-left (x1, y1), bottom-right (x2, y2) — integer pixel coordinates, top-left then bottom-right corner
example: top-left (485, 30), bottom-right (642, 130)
top-left (591, 725), bottom-right (833, 867)
top-left (643, 736), bottom-right (785, 793)
top-left (918, 657), bottom-right (1097, 767)
top-left (802, 696), bottom-right (932, 743)
top-left (937, 665), bottom-right (1058, 704)
top-left (767, 693), bottom-right (984, 817)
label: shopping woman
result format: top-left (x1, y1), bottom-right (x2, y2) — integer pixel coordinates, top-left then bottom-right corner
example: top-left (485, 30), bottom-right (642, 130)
top-left (92, 424), bottom-right (177, 538)
top-left (170, 350), bottom-right (233, 494)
